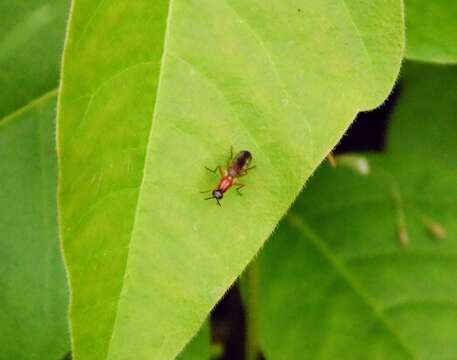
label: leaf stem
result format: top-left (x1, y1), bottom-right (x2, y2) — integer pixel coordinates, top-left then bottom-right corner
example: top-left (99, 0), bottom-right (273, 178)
top-left (245, 258), bottom-right (259, 360)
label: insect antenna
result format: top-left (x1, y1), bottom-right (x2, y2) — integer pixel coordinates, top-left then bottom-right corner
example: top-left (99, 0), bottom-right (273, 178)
top-left (203, 195), bottom-right (222, 207)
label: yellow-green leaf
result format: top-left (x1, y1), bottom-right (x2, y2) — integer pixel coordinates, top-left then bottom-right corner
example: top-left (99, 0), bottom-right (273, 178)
top-left (57, 1), bottom-right (404, 358)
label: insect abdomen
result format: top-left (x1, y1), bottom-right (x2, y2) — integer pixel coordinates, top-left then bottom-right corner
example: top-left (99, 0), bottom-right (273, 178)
top-left (233, 150), bottom-right (252, 172)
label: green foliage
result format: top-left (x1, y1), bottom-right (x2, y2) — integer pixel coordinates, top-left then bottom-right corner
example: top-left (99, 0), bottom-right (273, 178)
top-left (0, 94), bottom-right (69, 359)
top-left (257, 62), bottom-right (457, 359)
top-left (57, 1), bottom-right (403, 358)
top-left (405, 0), bottom-right (457, 63)
top-left (7, 2), bottom-right (457, 360)
top-left (0, 1), bottom-right (71, 358)
top-left (387, 62), bottom-right (457, 166)
top-left (0, 0), bottom-right (70, 118)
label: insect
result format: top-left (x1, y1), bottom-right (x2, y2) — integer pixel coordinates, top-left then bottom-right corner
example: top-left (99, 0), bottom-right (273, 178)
top-left (202, 147), bottom-right (255, 206)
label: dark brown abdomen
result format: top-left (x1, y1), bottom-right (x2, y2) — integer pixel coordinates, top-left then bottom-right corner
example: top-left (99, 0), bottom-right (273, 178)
top-left (232, 150), bottom-right (252, 174)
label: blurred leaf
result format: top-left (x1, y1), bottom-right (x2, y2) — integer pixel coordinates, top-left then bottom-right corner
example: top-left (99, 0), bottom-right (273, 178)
top-left (0, 0), bottom-right (70, 118)
top-left (57, 1), bottom-right (403, 358)
top-left (0, 93), bottom-right (69, 359)
top-left (0, 0), bottom-right (70, 358)
top-left (387, 62), bottom-right (457, 166)
top-left (405, 0), bottom-right (457, 63)
top-left (257, 62), bottom-right (457, 359)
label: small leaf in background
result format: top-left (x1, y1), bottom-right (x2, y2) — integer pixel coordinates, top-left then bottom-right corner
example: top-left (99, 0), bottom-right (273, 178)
top-left (57, 1), bottom-right (404, 358)
top-left (0, 94), bottom-right (69, 360)
top-left (404, 0), bottom-right (457, 64)
top-left (257, 62), bottom-right (457, 359)
top-left (0, 0), bottom-right (70, 118)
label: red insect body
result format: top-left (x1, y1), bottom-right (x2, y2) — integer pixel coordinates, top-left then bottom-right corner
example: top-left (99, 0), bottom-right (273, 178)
top-left (218, 176), bottom-right (234, 193)
top-left (203, 149), bottom-right (254, 206)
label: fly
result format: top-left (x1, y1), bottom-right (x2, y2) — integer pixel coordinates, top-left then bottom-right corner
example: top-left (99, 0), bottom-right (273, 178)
top-left (202, 147), bottom-right (255, 206)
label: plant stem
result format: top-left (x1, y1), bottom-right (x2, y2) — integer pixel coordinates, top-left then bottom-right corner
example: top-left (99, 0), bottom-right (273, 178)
top-left (245, 258), bottom-right (259, 360)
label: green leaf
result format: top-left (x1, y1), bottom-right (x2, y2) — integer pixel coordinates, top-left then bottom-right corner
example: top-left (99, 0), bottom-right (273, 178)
top-left (0, 0), bottom-right (70, 118)
top-left (404, 0), bottom-right (457, 64)
top-left (57, 1), bottom-right (404, 358)
top-left (0, 93), bottom-right (69, 359)
top-left (257, 62), bottom-right (457, 358)
top-left (0, 1), bottom-right (70, 358)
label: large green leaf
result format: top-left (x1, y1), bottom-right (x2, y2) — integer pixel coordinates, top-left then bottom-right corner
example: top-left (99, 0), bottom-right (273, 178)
top-left (0, 0), bottom-right (70, 118)
top-left (0, 93), bottom-right (69, 359)
top-left (57, 1), bottom-right (404, 358)
top-left (404, 0), bottom-right (457, 63)
top-left (257, 62), bottom-right (457, 358)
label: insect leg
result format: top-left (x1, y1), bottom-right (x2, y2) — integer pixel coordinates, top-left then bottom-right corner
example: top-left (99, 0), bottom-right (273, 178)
top-left (205, 165), bottom-right (223, 175)
top-left (205, 166), bottom-right (217, 173)
top-left (225, 146), bottom-right (234, 169)
top-left (200, 189), bottom-right (212, 194)
top-left (235, 183), bottom-right (245, 196)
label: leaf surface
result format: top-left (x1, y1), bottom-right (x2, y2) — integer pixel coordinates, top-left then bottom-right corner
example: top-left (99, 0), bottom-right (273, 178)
top-left (405, 0), bottom-right (457, 63)
top-left (57, 1), bottom-right (404, 358)
top-left (0, 94), bottom-right (69, 360)
top-left (257, 62), bottom-right (457, 359)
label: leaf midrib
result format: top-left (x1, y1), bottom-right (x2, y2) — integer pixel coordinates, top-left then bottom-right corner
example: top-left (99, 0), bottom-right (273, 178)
top-left (104, 0), bottom-right (175, 358)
